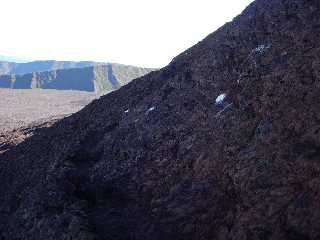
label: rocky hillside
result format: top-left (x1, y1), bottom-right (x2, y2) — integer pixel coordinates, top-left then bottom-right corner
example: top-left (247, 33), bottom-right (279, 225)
top-left (0, 63), bottom-right (154, 92)
top-left (1, 0), bottom-right (320, 239)
top-left (0, 118), bottom-right (58, 154)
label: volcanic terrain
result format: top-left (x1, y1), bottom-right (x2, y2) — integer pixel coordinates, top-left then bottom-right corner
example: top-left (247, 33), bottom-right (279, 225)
top-left (1, 0), bottom-right (320, 239)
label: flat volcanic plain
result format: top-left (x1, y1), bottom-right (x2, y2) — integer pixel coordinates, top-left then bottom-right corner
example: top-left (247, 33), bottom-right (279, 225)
top-left (0, 88), bottom-right (103, 132)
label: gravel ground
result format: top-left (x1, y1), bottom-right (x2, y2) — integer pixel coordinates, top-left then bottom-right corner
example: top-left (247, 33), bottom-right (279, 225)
top-left (0, 88), bottom-right (104, 132)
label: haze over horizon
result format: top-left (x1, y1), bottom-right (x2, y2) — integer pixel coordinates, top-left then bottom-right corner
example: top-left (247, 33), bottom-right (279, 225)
top-left (1, 0), bottom-right (254, 68)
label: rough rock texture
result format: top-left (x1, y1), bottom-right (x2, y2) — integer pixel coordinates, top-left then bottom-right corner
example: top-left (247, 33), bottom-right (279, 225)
top-left (1, 0), bottom-right (320, 239)
top-left (0, 64), bottom-right (154, 92)
top-left (0, 119), bottom-right (58, 154)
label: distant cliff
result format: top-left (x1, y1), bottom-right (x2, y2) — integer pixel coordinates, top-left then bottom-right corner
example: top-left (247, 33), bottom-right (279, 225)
top-left (0, 60), bottom-right (101, 76)
top-left (0, 63), bottom-right (154, 92)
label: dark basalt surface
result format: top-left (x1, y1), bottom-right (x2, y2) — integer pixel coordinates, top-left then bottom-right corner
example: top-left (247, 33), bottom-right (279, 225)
top-left (1, 0), bottom-right (320, 239)
top-left (0, 119), bottom-right (58, 154)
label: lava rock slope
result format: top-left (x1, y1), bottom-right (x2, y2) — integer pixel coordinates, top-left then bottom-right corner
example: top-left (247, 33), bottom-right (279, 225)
top-left (1, 0), bottom-right (320, 239)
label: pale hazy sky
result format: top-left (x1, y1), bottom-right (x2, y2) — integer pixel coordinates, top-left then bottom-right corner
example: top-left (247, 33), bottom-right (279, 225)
top-left (1, 0), bottom-right (254, 68)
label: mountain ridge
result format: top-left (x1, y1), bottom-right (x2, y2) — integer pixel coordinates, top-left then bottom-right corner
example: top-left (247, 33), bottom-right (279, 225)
top-left (0, 60), bottom-right (102, 76)
top-left (0, 62), bottom-right (155, 92)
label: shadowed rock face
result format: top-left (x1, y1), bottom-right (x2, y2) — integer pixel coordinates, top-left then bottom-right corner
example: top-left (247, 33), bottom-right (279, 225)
top-left (0, 119), bottom-right (58, 154)
top-left (1, 0), bottom-right (320, 239)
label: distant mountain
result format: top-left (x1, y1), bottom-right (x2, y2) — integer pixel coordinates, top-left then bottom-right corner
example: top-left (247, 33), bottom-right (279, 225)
top-left (0, 60), bottom-right (103, 76)
top-left (0, 61), bottom-right (154, 92)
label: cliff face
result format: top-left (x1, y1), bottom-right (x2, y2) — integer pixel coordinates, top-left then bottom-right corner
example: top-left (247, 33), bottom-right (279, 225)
top-left (0, 64), bottom-right (154, 92)
top-left (1, 0), bottom-right (320, 239)
top-left (0, 60), bottom-right (100, 76)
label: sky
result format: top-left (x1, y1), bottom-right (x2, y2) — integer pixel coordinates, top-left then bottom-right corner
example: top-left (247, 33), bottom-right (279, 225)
top-left (1, 0), bottom-right (254, 68)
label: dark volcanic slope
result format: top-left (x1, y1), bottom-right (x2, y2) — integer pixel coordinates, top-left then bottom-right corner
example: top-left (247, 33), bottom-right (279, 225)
top-left (1, 0), bottom-right (320, 239)
top-left (0, 64), bottom-right (154, 92)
